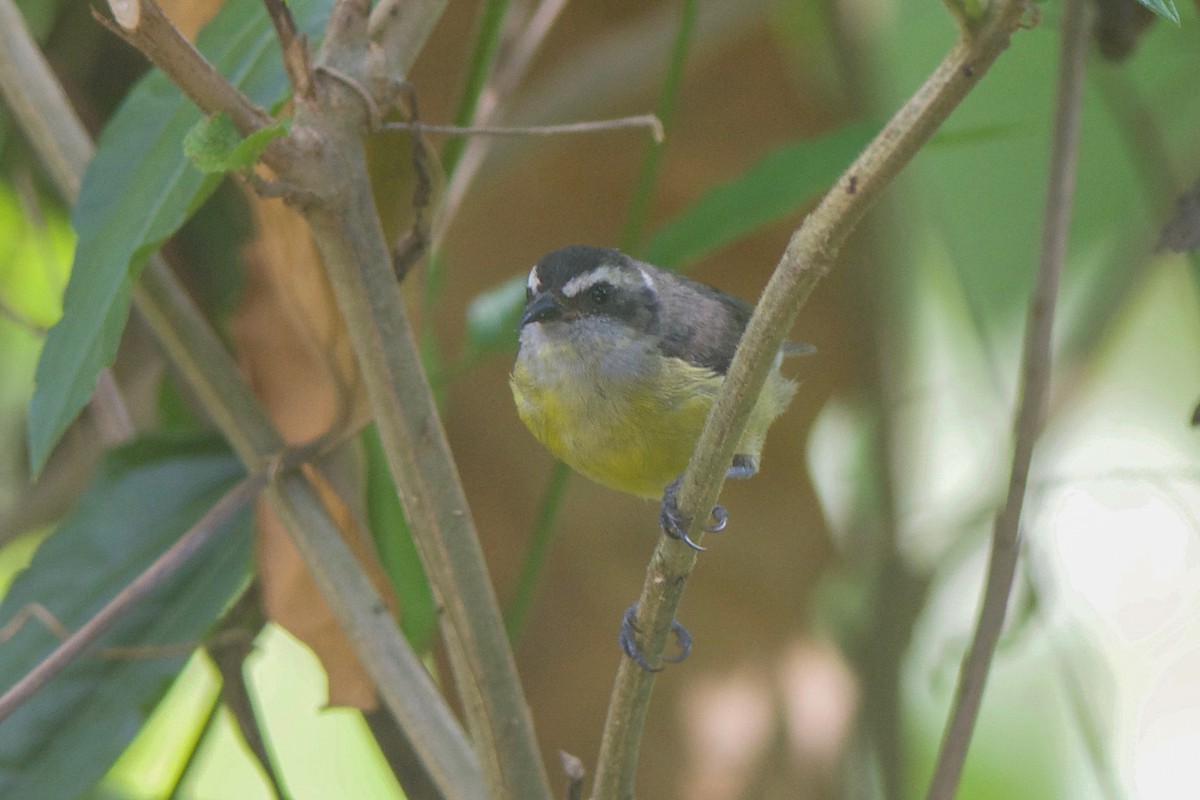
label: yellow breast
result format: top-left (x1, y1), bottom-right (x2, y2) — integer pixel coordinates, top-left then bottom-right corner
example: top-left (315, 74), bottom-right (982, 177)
top-left (511, 333), bottom-right (795, 499)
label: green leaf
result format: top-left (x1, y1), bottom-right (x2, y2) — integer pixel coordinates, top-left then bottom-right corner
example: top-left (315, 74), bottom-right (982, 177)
top-left (0, 435), bottom-right (250, 799)
top-left (1134, 0), bottom-right (1180, 24)
top-left (27, 0), bottom-right (332, 475)
top-left (643, 121), bottom-right (878, 268)
top-left (465, 272), bottom-right (527, 356)
top-left (363, 425), bottom-right (436, 654)
top-left (184, 112), bottom-right (289, 174)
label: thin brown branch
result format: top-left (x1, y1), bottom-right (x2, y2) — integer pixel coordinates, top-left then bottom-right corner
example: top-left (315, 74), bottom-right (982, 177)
top-left (0, 472), bottom-right (266, 724)
top-left (589, 2), bottom-right (1030, 797)
top-left (388, 86), bottom-right (435, 281)
top-left (0, 602), bottom-right (200, 659)
top-left (275, 10), bottom-right (553, 799)
top-left (925, 1), bottom-right (1091, 796)
top-left (262, 0), bottom-right (314, 101)
top-left (434, 0), bottom-right (569, 242)
top-left (382, 115), bottom-right (664, 141)
top-left (99, 0), bottom-right (273, 136)
top-left (296, 126), bottom-right (550, 799)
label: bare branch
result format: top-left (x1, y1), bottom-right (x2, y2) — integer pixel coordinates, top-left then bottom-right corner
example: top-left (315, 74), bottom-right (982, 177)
top-left (262, 0), bottom-right (314, 101)
top-left (433, 0), bottom-right (569, 242)
top-left (925, 1), bottom-right (1092, 797)
top-left (368, 0), bottom-right (449, 85)
top-left (382, 114), bottom-right (664, 141)
top-left (99, 0), bottom-right (273, 136)
top-left (590, 2), bottom-right (1031, 796)
top-left (296, 6), bottom-right (555, 797)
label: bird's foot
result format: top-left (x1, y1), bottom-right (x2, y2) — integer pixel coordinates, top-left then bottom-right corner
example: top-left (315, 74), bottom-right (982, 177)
top-left (619, 602), bottom-right (692, 672)
top-left (658, 455), bottom-right (759, 550)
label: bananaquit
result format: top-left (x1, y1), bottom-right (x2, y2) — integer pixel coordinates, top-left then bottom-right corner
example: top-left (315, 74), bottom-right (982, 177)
top-left (510, 245), bottom-right (802, 668)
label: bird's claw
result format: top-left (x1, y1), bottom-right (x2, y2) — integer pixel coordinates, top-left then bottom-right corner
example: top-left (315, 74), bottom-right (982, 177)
top-left (660, 477), bottom-right (728, 551)
top-left (619, 602), bottom-right (692, 672)
top-left (659, 477), bottom-right (705, 551)
top-left (706, 504), bottom-right (728, 533)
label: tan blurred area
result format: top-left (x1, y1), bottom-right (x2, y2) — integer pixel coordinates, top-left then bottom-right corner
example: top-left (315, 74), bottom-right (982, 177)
top-left (404, 3), bottom-right (861, 797)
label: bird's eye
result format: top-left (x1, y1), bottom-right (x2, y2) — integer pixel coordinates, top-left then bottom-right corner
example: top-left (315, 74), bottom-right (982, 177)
top-left (589, 283), bottom-right (611, 305)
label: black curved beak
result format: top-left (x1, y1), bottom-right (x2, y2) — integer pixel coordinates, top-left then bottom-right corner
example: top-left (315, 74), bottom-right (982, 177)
top-left (518, 293), bottom-right (562, 328)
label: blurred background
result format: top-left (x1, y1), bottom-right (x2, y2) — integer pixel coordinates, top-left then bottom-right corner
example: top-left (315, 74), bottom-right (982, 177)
top-left (3, 0), bottom-right (1200, 798)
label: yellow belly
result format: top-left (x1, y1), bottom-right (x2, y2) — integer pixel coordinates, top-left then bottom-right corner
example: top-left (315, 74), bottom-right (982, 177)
top-left (511, 347), bottom-right (795, 499)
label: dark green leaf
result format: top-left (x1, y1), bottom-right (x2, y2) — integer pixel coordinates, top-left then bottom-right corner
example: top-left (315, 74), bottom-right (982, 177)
top-left (1134, 0), bottom-right (1180, 24)
top-left (184, 112), bottom-right (289, 174)
top-left (465, 273), bottom-right (526, 356)
top-left (643, 122), bottom-right (878, 268)
top-left (0, 435), bottom-right (251, 799)
top-left (363, 426), bottom-right (436, 654)
top-left (27, 0), bottom-right (332, 474)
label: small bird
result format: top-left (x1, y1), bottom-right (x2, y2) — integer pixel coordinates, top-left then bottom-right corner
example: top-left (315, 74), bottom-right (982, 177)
top-left (510, 245), bottom-right (803, 669)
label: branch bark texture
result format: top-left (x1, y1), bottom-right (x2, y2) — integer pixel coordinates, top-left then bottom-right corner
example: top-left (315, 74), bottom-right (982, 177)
top-left (293, 11), bottom-right (551, 795)
top-left (0, 4), bottom-right (489, 798)
top-left (96, 0), bottom-right (552, 796)
top-left (591, 3), bottom-right (1030, 797)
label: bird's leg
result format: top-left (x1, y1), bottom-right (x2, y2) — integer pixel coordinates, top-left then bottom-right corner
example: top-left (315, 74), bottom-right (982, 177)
top-left (658, 454), bottom-right (759, 550)
top-left (618, 602), bottom-right (692, 672)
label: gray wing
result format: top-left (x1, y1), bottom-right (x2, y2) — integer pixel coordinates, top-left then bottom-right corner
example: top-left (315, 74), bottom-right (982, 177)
top-left (648, 264), bottom-right (751, 375)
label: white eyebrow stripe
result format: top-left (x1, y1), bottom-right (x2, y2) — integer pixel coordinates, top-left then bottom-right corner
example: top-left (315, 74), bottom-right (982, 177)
top-left (636, 265), bottom-right (656, 293)
top-left (527, 265), bottom-right (541, 294)
top-left (561, 263), bottom-right (653, 298)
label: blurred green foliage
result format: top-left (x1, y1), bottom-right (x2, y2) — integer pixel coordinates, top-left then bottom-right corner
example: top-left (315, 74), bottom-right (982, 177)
top-left (0, 435), bottom-right (250, 799)
top-left (1, 0), bottom-right (1199, 798)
